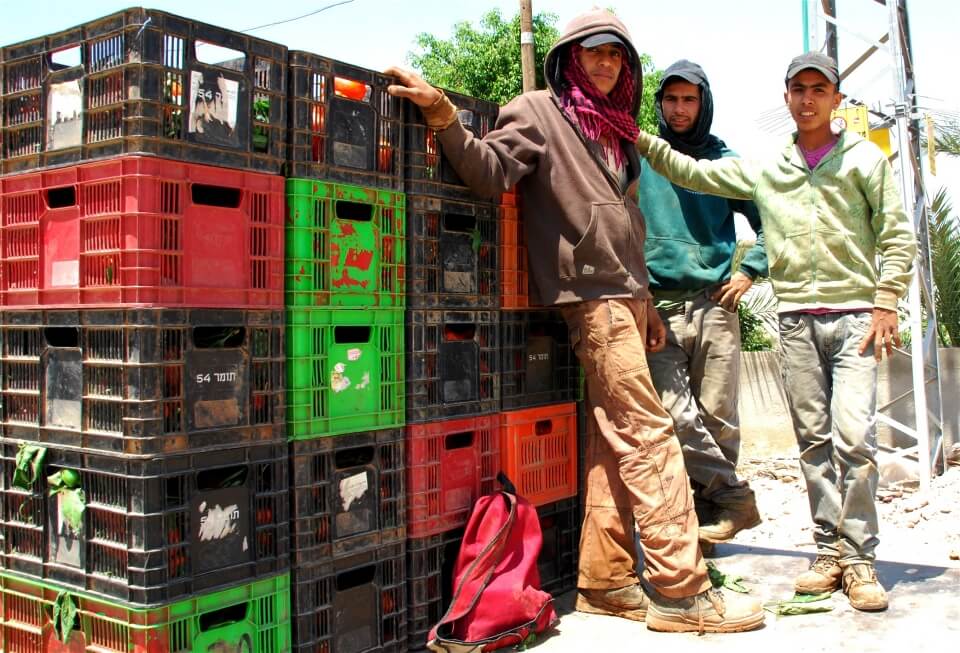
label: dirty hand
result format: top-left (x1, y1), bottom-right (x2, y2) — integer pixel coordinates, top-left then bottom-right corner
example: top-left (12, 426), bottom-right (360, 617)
top-left (384, 66), bottom-right (441, 107)
top-left (645, 300), bottom-right (667, 353)
top-left (711, 272), bottom-right (753, 311)
top-left (858, 307), bottom-right (900, 361)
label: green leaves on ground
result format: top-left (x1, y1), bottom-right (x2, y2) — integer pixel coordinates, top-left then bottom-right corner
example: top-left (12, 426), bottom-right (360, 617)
top-left (763, 591), bottom-right (834, 616)
top-left (706, 561), bottom-right (749, 593)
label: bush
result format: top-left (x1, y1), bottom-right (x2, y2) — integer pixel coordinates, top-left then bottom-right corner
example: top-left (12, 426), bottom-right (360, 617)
top-left (739, 302), bottom-right (773, 352)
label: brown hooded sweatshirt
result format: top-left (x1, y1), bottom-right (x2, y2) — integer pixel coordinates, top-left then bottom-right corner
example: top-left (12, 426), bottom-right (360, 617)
top-left (435, 10), bottom-right (651, 306)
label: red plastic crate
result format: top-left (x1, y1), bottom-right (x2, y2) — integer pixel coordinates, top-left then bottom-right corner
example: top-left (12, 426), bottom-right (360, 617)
top-left (405, 415), bottom-right (500, 538)
top-left (0, 155), bottom-right (284, 309)
top-left (499, 199), bottom-right (535, 309)
top-left (500, 403), bottom-right (578, 507)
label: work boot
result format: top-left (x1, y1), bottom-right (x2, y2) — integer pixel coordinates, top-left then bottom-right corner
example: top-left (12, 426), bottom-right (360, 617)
top-left (576, 583), bottom-right (649, 622)
top-left (697, 491), bottom-right (762, 543)
top-left (699, 540), bottom-right (717, 558)
top-left (794, 555), bottom-right (842, 594)
top-left (842, 563), bottom-right (888, 611)
top-left (645, 587), bottom-right (764, 634)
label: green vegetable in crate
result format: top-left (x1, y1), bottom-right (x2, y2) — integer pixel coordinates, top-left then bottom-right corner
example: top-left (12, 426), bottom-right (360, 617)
top-left (48, 469), bottom-right (86, 533)
top-left (13, 443), bottom-right (47, 490)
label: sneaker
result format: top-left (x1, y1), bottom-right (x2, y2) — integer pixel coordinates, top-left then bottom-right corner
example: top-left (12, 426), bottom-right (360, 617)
top-left (698, 491), bottom-right (761, 543)
top-left (646, 587), bottom-right (764, 634)
top-left (576, 583), bottom-right (649, 622)
top-left (842, 563), bottom-right (888, 611)
top-left (794, 555), bottom-right (842, 594)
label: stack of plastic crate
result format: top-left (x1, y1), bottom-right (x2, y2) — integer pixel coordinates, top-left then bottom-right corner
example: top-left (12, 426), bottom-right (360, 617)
top-left (284, 53), bottom-right (408, 653)
top-left (0, 9), bottom-right (292, 652)
top-left (400, 91), bottom-right (508, 650)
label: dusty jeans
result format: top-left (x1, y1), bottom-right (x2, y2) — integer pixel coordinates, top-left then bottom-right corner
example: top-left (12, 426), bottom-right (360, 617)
top-left (562, 298), bottom-right (710, 599)
top-left (647, 293), bottom-right (749, 501)
top-left (779, 311), bottom-right (880, 562)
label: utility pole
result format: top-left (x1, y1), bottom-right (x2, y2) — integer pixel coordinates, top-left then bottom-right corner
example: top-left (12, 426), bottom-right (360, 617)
top-left (520, 0), bottom-right (536, 93)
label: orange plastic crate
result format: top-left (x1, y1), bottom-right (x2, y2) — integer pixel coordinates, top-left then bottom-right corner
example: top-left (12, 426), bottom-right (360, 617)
top-left (498, 190), bottom-right (540, 309)
top-left (500, 403), bottom-right (578, 506)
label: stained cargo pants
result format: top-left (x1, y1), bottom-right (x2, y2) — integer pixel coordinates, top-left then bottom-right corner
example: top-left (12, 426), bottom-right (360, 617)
top-left (561, 298), bottom-right (710, 599)
top-left (647, 293), bottom-right (750, 501)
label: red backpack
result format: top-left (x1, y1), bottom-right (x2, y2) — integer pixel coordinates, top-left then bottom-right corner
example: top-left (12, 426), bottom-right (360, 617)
top-left (427, 476), bottom-right (558, 652)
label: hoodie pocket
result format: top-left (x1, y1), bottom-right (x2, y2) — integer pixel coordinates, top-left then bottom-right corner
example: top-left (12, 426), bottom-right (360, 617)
top-left (562, 202), bottom-right (631, 282)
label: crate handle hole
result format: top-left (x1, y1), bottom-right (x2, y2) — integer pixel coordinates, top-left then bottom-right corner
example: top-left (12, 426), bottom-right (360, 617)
top-left (335, 200), bottom-right (374, 222)
top-left (197, 465), bottom-right (248, 490)
top-left (193, 326), bottom-right (245, 349)
top-left (191, 184), bottom-right (242, 208)
top-left (535, 419), bottom-right (553, 435)
top-left (443, 212), bottom-right (476, 233)
top-left (333, 76), bottom-right (371, 102)
top-left (46, 186), bottom-right (77, 209)
top-left (445, 431), bottom-right (474, 450)
top-left (334, 326), bottom-right (371, 344)
top-left (198, 602), bottom-right (250, 631)
top-left (194, 41), bottom-right (246, 69)
top-left (335, 445), bottom-right (375, 469)
top-left (337, 563), bottom-right (376, 590)
top-left (44, 327), bottom-right (79, 348)
top-left (444, 324), bottom-right (476, 341)
top-left (50, 45), bottom-right (82, 70)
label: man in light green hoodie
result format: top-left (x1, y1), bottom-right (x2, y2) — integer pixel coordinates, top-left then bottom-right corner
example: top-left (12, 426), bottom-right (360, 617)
top-left (635, 52), bottom-right (916, 612)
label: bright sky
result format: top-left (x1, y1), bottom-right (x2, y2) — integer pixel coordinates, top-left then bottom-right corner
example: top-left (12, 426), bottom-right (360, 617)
top-left (3, 0), bottom-right (960, 202)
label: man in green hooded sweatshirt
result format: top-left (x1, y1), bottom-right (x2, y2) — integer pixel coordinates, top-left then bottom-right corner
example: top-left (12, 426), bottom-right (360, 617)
top-left (640, 60), bottom-right (766, 553)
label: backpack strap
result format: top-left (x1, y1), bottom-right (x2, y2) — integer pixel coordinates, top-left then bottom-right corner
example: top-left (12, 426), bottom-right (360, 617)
top-left (433, 491), bottom-right (518, 634)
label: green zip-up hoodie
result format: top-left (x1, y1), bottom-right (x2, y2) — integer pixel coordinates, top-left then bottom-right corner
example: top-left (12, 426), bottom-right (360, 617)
top-left (636, 129), bottom-right (916, 313)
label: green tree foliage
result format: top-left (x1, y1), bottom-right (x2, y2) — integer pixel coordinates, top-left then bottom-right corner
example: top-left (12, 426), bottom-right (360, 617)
top-left (738, 302), bottom-right (774, 352)
top-left (408, 9), bottom-right (662, 133)
top-left (929, 188), bottom-right (960, 346)
top-left (409, 9), bottom-right (559, 106)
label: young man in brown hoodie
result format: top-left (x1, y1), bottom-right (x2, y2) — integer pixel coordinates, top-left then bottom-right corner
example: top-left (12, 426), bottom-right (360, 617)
top-left (387, 8), bottom-right (763, 633)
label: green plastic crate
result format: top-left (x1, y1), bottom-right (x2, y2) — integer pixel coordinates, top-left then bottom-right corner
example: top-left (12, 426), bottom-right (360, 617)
top-left (286, 178), bottom-right (406, 307)
top-left (287, 308), bottom-right (405, 439)
top-left (0, 570), bottom-right (291, 653)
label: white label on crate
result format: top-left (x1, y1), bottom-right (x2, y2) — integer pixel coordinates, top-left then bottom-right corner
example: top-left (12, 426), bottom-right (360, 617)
top-left (51, 260), bottom-right (79, 287)
top-left (331, 361), bottom-right (351, 392)
top-left (340, 472), bottom-right (369, 511)
top-left (355, 372), bottom-right (370, 390)
top-left (347, 348), bottom-right (362, 361)
top-left (197, 502), bottom-right (240, 541)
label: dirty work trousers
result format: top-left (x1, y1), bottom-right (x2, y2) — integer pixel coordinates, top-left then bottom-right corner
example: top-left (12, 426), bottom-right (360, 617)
top-left (647, 292), bottom-right (751, 501)
top-left (779, 310), bottom-right (880, 562)
top-left (561, 298), bottom-right (710, 598)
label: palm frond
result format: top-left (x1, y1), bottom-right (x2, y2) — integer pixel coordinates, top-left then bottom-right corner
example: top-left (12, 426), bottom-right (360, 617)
top-left (928, 188), bottom-right (960, 346)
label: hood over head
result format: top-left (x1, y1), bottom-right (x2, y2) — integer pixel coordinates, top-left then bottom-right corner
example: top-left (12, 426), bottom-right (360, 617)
top-left (655, 59), bottom-right (725, 158)
top-left (544, 9), bottom-right (643, 118)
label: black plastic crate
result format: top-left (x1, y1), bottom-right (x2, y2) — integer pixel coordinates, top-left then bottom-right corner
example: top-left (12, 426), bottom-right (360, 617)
top-left (402, 92), bottom-right (499, 202)
top-left (0, 308), bottom-right (285, 458)
top-left (1, 7), bottom-right (287, 175)
top-left (292, 541), bottom-right (406, 653)
top-left (537, 497), bottom-right (579, 597)
top-left (406, 528), bottom-right (462, 651)
top-left (287, 52), bottom-right (402, 189)
top-left (406, 309), bottom-right (499, 424)
top-left (290, 429), bottom-right (405, 566)
top-left (407, 195), bottom-right (498, 309)
top-left (0, 439), bottom-right (289, 604)
top-left (500, 309), bottom-right (580, 410)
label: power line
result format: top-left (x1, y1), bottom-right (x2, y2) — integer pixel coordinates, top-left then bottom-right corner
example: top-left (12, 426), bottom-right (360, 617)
top-left (242, 0), bottom-right (356, 33)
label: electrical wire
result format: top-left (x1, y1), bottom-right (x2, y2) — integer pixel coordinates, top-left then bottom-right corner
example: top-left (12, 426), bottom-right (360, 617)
top-left (242, 0), bottom-right (356, 33)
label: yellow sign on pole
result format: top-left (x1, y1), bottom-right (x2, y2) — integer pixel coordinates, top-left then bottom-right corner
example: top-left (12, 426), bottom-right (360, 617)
top-left (926, 114), bottom-right (937, 176)
top-left (831, 105), bottom-right (870, 138)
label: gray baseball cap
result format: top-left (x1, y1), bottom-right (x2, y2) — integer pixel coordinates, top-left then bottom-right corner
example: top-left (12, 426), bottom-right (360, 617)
top-left (580, 32), bottom-right (626, 49)
top-left (785, 52), bottom-right (840, 86)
